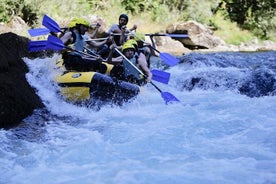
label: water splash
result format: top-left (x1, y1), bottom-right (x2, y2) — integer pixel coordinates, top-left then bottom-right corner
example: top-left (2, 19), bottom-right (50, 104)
top-left (0, 52), bottom-right (276, 184)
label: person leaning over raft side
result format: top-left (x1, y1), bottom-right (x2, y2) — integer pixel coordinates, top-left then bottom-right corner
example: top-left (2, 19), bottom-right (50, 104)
top-left (106, 41), bottom-right (152, 86)
top-left (60, 17), bottom-right (109, 71)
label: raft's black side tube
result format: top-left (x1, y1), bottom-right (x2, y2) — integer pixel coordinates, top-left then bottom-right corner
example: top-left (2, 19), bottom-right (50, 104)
top-left (90, 73), bottom-right (140, 104)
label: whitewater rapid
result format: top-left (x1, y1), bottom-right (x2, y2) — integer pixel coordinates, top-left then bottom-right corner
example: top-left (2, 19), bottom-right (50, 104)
top-left (0, 51), bottom-right (275, 184)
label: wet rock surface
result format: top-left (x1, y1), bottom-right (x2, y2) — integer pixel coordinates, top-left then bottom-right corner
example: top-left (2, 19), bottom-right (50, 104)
top-left (0, 32), bottom-right (44, 129)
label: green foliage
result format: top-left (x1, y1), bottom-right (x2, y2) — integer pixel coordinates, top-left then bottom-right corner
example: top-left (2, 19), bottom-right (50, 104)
top-left (121, 0), bottom-right (157, 15)
top-left (0, 0), bottom-right (38, 25)
top-left (180, 1), bottom-right (214, 23)
top-left (1, 0), bottom-right (275, 43)
top-left (210, 11), bottom-right (255, 45)
top-left (149, 3), bottom-right (170, 22)
top-left (159, 0), bottom-right (188, 12)
top-left (219, 0), bottom-right (276, 40)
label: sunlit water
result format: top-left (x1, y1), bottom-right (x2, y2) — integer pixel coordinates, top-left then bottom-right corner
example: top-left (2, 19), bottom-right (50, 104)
top-left (1, 51), bottom-right (276, 184)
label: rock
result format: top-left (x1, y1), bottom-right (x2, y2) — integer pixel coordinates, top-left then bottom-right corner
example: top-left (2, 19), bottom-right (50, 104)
top-left (166, 21), bottom-right (226, 50)
top-left (146, 36), bottom-right (191, 55)
top-left (88, 14), bottom-right (107, 37)
top-left (0, 32), bottom-right (44, 129)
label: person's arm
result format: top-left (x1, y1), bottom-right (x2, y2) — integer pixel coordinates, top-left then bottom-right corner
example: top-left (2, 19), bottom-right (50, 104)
top-left (109, 55), bottom-right (123, 64)
top-left (87, 38), bottom-right (108, 48)
top-left (105, 43), bottom-right (123, 64)
top-left (120, 25), bottom-right (127, 46)
top-left (138, 53), bottom-right (152, 82)
top-left (128, 24), bottom-right (137, 32)
top-left (60, 32), bottom-right (73, 46)
top-left (87, 23), bottom-right (101, 38)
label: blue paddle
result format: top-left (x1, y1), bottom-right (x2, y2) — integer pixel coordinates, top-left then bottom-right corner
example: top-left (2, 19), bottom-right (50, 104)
top-left (28, 28), bottom-right (50, 37)
top-left (35, 14), bottom-right (180, 67)
top-left (133, 33), bottom-right (180, 66)
top-left (28, 36), bottom-right (171, 85)
top-left (29, 36), bottom-right (98, 59)
top-left (28, 40), bottom-right (47, 51)
top-left (143, 40), bottom-right (179, 66)
top-left (145, 33), bottom-right (189, 38)
top-left (29, 14), bottom-right (99, 37)
top-left (46, 35), bottom-right (99, 60)
top-left (114, 48), bottom-right (180, 104)
top-left (27, 14), bottom-right (63, 37)
top-left (159, 52), bottom-right (180, 66)
top-left (42, 14), bottom-right (62, 33)
top-left (150, 82), bottom-right (180, 104)
top-left (46, 35), bottom-right (65, 50)
top-left (151, 69), bottom-right (170, 84)
top-left (46, 36), bottom-right (171, 84)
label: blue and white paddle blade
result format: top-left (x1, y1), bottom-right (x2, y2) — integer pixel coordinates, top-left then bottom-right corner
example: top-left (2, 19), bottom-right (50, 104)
top-left (42, 14), bottom-right (61, 33)
top-left (161, 92), bottom-right (180, 105)
top-left (151, 69), bottom-right (170, 84)
top-left (28, 40), bottom-right (47, 52)
top-left (160, 53), bottom-right (180, 66)
top-left (46, 35), bottom-right (64, 51)
top-left (28, 28), bottom-right (50, 37)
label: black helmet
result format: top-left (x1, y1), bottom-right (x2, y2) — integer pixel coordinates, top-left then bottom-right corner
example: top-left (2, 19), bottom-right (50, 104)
top-left (119, 14), bottom-right (128, 24)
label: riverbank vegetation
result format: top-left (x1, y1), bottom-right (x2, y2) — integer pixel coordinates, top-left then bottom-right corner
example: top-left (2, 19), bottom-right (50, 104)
top-left (0, 0), bottom-right (275, 44)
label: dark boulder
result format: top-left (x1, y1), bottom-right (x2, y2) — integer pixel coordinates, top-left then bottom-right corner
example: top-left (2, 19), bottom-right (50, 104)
top-left (0, 32), bottom-right (44, 129)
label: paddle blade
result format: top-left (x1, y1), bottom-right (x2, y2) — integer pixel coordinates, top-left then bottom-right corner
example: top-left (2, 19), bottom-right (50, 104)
top-left (42, 14), bottom-right (61, 33)
top-left (160, 52), bottom-right (180, 66)
top-left (28, 40), bottom-right (47, 52)
top-left (151, 69), bottom-right (170, 84)
top-left (46, 35), bottom-right (64, 51)
top-left (28, 28), bottom-right (50, 37)
top-left (161, 92), bottom-right (180, 104)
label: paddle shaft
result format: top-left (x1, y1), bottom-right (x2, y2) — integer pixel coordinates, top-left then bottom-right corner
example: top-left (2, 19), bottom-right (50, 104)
top-left (84, 46), bottom-right (100, 57)
top-left (114, 48), bottom-right (146, 78)
top-left (149, 81), bottom-right (162, 93)
top-left (114, 48), bottom-right (164, 94)
top-left (145, 33), bottom-right (189, 38)
top-left (65, 46), bottom-right (99, 59)
top-left (85, 37), bottom-right (108, 41)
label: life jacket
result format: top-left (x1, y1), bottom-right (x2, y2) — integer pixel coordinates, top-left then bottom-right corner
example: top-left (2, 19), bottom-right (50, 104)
top-left (65, 30), bottom-right (86, 57)
top-left (62, 31), bottom-right (101, 71)
top-left (71, 30), bottom-right (77, 44)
